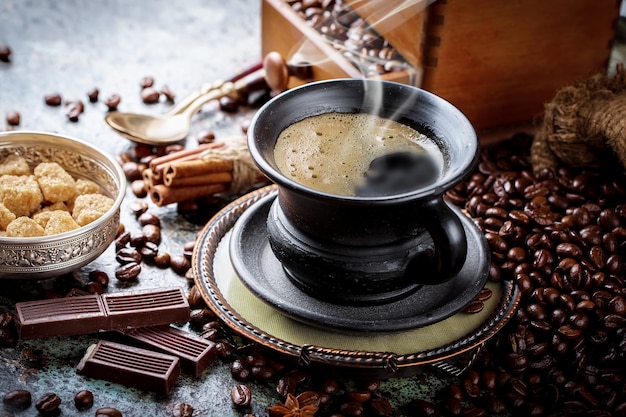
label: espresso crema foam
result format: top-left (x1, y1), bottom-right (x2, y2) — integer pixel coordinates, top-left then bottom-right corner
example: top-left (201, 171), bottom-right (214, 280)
top-left (274, 112), bottom-right (442, 196)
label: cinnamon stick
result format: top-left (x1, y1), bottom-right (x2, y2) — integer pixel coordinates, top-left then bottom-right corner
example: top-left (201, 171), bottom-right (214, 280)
top-left (151, 183), bottom-right (229, 207)
top-left (163, 158), bottom-right (234, 179)
top-left (148, 143), bottom-right (221, 171)
top-left (149, 143), bottom-right (225, 181)
top-left (163, 172), bottom-right (232, 187)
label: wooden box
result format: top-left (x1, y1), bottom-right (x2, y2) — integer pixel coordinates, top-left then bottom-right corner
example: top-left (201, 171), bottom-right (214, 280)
top-left (261, 0), bottom-right (620, 133)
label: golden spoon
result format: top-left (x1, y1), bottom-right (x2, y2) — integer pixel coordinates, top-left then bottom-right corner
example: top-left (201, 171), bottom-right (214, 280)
top-left (105, 53), bottom-right (309, 145)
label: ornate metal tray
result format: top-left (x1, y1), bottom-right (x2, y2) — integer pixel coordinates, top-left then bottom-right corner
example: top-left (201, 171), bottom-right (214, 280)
top-left (193, 185), bottom-right (520, 378)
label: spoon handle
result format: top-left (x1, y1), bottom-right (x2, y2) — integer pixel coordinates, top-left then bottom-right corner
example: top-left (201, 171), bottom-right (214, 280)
top-left (180, 70), bottom-right (270, 117)
top-left (164, 60), bottom-right (263, 117)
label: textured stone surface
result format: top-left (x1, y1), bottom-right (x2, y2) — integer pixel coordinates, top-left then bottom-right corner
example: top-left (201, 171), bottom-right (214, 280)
top-left (0, 1), bottom-right (278, 416)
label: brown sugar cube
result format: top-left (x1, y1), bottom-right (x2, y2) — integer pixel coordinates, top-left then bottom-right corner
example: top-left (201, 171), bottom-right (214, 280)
top-left (34, 162), bottom-right (77, 203)
top-left (0, 174), bottom-right (43, 217)
top-left (72, 194), bottom-right (114, 226)
top-left (43, 201), bottom-right (71, 212)
top-left (0, 202), bottom-right (16, 230)
top-left (0, 154), bottom-right (31, 176)
top-left (32, 210), bottom-right (54, 228)
top-left (6, 216), bottom-right (45, 237)
top-left (75, 178), bottom-right (101, 195)
top-left (43, 210), bottom-right (80, 235)
top-left (33, 203), bottom-right (72, 228)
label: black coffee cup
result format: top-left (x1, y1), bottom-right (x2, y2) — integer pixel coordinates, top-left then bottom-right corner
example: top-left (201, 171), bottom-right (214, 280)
top-left (247, 79), bottom-right (479, 305)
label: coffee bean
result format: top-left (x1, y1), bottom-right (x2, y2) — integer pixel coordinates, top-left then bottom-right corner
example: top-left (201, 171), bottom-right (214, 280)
top-left (128, 200), bottom-right (149, 217)
top-left (347, 390), bottom-right (371, 403)
top-left (95, 407), bottom-right (123, 417)
top-left (369, 396), bottom-right (393, 417)
top-left (463, 300), bottom-right (484, 314)
top-left (74, 389), bottom-right (94, 410)
top-left (140, 76), bottom-right (155, 88)
top-left (183, 240), bottom-right (196, 258)
top-left (230, 384), bottom-right (252, 407)
top-left (141, 87), bottom-right (160, 104)
top-left (87, 87), bottom-right (99, 102)
top-left (230, 358), bottom-right (251, 381)
top-left (276, 375), bottom-right (298, 397)
top-left (137, 212), bottom-right (161, 227)
top-left (115, 230), bottom-right (131, 251)
top-left (129, 232), bottom-right (146, 248)
top-left (0, 43), bottom-right (11, 62)
top-left (44, 93), bottom-right (63, 106)
top-left (131, 179), bottom-right (147, 197)
top-left (170, 254), bottom-right (190, 275)
top-left (196, 130), bottom-right (216, 144)
top-left (161, 85), bottom-right (176, 102)
top-left (154, 251), bottom-right (171, 268)
top-left (5, 110), bottom-right (20, 126)
top-left (215, 341), bottom-right (235, 360)
top-left (35, 392), bottom-right (61, 414)
top-left (142, 224), bottom-right (161, 245)
top-left (339, 400), bottom-right (365, 416)
top-left (66, 102), bottom-right (82, 122)
top-left (116, 247), bottom-right (142, 264)
top-left (172, 403), bottom-right (194, 417)
top-left (3, 389), bottom-right (32, 410)
top-left (139, 241), bottom-right (158, 258)
top-left (410, 398), bottom-right (437, 416)
top-left (444, 397), bottom-right (463, 416)
top-left (104, 94), bottom-right (121, 111)
top-left (89, 270), bottom-right (109, 288)
top-left (115, 261), bottom-right (141, 281)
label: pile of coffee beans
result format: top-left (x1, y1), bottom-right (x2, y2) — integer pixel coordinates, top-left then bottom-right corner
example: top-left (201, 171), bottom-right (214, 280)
top-left (436, 133), bottom-right (626, 416)
top-left (287, 0), bottom-right (412, 78)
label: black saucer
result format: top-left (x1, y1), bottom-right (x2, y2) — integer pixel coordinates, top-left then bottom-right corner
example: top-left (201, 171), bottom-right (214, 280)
top-left (229, 192), bottom-right (491, 333)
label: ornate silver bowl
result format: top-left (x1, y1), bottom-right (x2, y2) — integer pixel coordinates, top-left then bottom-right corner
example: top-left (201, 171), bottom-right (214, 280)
top-left (0, 131), bottom-right (125, 279)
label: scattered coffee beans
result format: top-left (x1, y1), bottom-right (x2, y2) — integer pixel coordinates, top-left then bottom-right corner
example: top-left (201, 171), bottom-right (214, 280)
top-left (172, 402), bottom-right (194, 417)
top-left (3, 389), bottom-right (32, 410)
top-left (105, 94), bottom-right (121, 111)
top-left (87, 87), bottom-right (99, 102)
top-left (95, 407), bottom-right (123, 417)
top-left (115, 261), bottom-right (141, 281)
top-left (74, 389), bottom-right (94, 410)
top-left (169, 254), bottom-right (190, 275)
top-left (161, 85), bottom-right (175, 102)
top-left (44, 93), bottom-right (63, 106)
top-left (34, 392), bottom-right (61, 414)
top-left (0, 43), bottom-right (11, 62)
top-left (141, 87), bottom-right (160, 104)
top-left (230, 384), bottom-right (252, 407)
top-left (139, 76), bottom-right (154, 89)
top-left (5, 110), bottom-right (20, 126)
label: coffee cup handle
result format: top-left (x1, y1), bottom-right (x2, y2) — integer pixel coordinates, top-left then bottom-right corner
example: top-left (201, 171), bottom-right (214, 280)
top-left (408, 196), bottom-right (467, 284)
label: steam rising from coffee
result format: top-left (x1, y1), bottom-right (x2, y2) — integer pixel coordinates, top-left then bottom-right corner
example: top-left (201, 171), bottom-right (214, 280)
top-left (286, 0), bottom-right (437, 125)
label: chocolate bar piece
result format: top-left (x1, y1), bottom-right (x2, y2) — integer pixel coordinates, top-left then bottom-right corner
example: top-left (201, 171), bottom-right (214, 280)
top-left (76, 340), bottom-right (180, 395)
top-left (123, 325), bottom-right (216, 377)
top-left (103, 287), bottom-right (190, 329)
top-left (15, 287), bottom-right (190, 339)
top-left (15, 295), bottom-right (108, 339)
